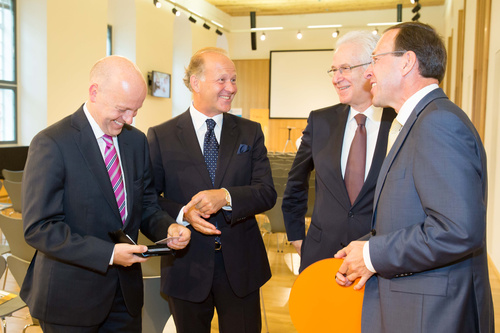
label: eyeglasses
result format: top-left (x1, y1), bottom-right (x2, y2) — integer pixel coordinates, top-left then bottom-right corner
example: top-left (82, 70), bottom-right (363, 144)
top-left (370, 51), bottom-right (407, 66)
top-left (326, 62), bottom-right (371, 77)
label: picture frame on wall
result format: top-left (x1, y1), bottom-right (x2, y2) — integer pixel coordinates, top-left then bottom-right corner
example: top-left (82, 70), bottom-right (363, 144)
top-left (150, 71), bottom-right (171, 98)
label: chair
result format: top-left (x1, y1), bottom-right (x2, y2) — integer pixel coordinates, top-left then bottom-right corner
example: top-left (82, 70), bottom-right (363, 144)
top-left (0, 214), bottom-right (35, 261)
top-left (138, 232), bottom-right (171, 333)
top-left (2, 180), bottom-right (22, 213)
top-left (263, 197), bottom-right (288, 252)
top-left (1, 170), bottom-right (23, 183)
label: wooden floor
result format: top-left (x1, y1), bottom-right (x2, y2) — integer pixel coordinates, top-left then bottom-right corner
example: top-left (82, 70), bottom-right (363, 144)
top-left (4, 231), bottom-right (500, 332)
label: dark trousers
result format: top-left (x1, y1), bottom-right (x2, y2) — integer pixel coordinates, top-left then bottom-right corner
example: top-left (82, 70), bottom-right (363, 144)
top-left (39, 284), bottom-right (141, 333)
top-left (168, 251), bottom-right (262, 333)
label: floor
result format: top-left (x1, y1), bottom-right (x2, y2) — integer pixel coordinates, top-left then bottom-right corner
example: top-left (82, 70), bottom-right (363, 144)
top-left (3, 230), bottom-right (500, 332)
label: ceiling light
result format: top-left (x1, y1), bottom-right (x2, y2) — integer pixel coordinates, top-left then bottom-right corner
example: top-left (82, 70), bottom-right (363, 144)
top-left (412, 12), bottom-right (420, 21)
top-left (172, 7), bottom-right (180, 16)
top-left (372, 28), bottom-right (378, 35)
top-left (332, 30), bottom-right (339, 38)
top-left (297, 31), bottom-right (303, 40)
top-left (216, 29), bottom-right (223, 36)
top-left (203, 23), bottom-right (211, 30)
top-left (211, 20), bottom-right (223, 28)
top-left (412, 2), bottom-right (421, 13)
top-left (307, 24), bottom-right (342, 29)
top-left (260, 32), bottom-right (266, 41)
top-left (154, 0), bottom-right (161, 8)
top-left (189, 16), bottom-right (197, 23)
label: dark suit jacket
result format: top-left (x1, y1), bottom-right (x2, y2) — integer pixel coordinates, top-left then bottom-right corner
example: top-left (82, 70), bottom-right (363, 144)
top-left (363, 88), bottom-right (494, 332)
top-left (147, 110), bottom-right (276, 302)
top-left (282, 104), bottom-right (395, 272)
top-left (20, 106), bottom-right (175, 326)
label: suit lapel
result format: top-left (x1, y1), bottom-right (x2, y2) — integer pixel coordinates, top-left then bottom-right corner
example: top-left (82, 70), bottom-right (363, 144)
top-left (320, 105), bottom-right (351, 210)
top-left (214, 113), bottom-right (238, 188)
top-left (372, 89), bottom-right (447, 226)
top-left (176, 111), bottom-right (214, 189)
top-left (71, 109), bottom-right (122, 224)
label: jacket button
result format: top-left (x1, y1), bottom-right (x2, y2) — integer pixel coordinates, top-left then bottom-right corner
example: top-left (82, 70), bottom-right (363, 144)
top-left (348, 211), bottom-right (354, 218)
top-left (371, 229), bottom-right (377, 236)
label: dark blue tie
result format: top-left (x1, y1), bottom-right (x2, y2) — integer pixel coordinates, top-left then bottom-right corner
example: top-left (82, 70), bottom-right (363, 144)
top-left (204, 119), bottom-right (219, 186)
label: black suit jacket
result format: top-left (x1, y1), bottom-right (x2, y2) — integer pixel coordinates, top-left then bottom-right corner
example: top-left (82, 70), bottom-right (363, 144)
top-left (147, 110), bottom-right (276, 302)
top-left (282, 104), bottom-right (395, 272)
top-left (20, 106), bottom-right (175, 326)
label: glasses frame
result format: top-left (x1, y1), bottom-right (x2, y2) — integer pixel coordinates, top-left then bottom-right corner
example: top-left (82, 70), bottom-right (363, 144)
top-left (327, 62), bottom-right (371, 77)
top-left (370, 51), bottom-right (407, 66)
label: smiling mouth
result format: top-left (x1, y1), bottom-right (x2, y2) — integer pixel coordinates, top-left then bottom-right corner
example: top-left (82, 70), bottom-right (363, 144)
top-left (338, 86), bottom-right (350, 91)
top-left (219, 95), bottom-right (231, 100)
top-left (114, 120), bottom-right (124, 126)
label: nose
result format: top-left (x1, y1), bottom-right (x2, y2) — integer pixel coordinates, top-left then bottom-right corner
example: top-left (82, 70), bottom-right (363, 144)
top-left (332, 70), bottom-right (344, 84)
top-left (225, 80), bottom-right (237, 94)
top-left (122, 110), bottom-right (136, 125)
top-left (364, 65), bottom-right (373, 80)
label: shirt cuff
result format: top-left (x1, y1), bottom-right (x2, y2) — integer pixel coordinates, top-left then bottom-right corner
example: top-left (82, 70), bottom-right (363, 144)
top-left (177, 206), bottom-right (190, 227)
top-left (363, 241), bottom-right (376, 273)
top-left (221, 187), bottom-right (232, 211)
top-left (109, 247), bottom-right (115, 265)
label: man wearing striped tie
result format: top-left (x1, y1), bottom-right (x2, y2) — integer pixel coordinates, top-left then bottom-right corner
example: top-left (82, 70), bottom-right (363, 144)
top-left (21, 55), bottom-right (191, 332)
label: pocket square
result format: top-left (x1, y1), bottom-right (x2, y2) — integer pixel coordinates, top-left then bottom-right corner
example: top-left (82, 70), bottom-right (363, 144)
top-left (237, 144), bottom-right (251, 154)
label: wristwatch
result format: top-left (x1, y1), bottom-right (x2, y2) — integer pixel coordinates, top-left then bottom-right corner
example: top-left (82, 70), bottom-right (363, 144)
top-left (222, 188), bottom-right (231, 207)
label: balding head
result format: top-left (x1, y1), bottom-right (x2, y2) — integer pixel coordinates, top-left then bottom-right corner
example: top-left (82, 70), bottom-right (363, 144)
top-left (87, 56), bottom-right (147, 136)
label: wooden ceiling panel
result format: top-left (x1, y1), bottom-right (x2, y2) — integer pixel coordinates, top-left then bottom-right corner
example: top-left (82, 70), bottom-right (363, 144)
top-left (205, 0), bottom-right (445, 17)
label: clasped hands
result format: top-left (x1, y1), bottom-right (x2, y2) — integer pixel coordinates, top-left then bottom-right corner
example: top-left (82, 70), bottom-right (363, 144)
top-left (334, 241), bottom-right (374, 290)
top-left (182, 189), bottom-right (227, 235)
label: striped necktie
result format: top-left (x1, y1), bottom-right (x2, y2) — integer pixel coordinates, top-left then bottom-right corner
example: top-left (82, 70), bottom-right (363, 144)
top-left (103, 134), bottom-right (126, 224)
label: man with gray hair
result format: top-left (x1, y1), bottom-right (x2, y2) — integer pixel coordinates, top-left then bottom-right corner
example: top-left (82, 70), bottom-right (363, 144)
top-left (282, 31), bottom-right (396, 273)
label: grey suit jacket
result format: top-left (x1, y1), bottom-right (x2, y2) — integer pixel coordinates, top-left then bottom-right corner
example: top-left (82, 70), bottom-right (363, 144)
top-left (282, 104), bottom-right (395, 273)
top-left (20, 106), bottom-right (175, 326)
top-left (363, 88), bottom-right (494, 332)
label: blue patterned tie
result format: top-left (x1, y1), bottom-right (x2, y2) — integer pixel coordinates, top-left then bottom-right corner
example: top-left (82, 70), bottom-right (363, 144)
top-left (204, 119), bottom-right (219, 186)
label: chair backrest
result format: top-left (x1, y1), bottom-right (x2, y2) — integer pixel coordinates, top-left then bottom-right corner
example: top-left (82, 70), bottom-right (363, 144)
top-left (264, 197), bottom-right (287, 234)
top-left (6, 255), bottom-right (30, 288)
top-left (0, 213), bottom-right (35, 260)
top-left (2, 179), bottom-right (22, 213)
top-left (2, 169), bottom-right (23, 182)
top-left (0, 256), bottom-right (6, 281)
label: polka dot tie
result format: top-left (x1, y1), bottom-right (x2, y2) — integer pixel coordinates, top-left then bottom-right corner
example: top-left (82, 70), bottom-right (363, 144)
top-left (204, 119), bottom-right (219, 186)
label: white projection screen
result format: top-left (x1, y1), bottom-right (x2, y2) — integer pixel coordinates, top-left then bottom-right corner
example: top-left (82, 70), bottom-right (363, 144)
top-left (269, 49), bottom-right (339, 119)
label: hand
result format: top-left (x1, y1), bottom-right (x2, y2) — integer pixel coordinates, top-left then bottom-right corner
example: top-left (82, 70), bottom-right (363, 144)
top-left (166, 223), bottom-right (191, 250)
top-left (184, 189), bottom-right (226, 216)
top-left (291, 240), bottom-right (303, 256)
top-left (334, 241), bottom-right (374, 290)
top-left (183, 205), bottom-right (221, 236)
top-left (113, 243), bottom-right (149, 267)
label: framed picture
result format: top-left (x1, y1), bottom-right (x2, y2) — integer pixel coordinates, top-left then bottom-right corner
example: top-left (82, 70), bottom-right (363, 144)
top-left (150, 71), bottom-right (171, 98)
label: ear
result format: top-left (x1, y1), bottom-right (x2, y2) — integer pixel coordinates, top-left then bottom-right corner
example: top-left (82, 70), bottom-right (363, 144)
top-left (190, 75), bottom-right (200, 93)
top-left (89, 83), bottom-right (98, 102)
top-left (401, 51), bottom-right (417, 77)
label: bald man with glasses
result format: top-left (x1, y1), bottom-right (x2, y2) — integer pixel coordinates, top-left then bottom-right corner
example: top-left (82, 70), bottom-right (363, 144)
top-left (282, 31), bottom-right (396, 273)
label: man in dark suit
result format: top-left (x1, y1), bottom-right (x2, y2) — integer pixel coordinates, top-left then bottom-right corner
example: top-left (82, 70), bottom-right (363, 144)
top-left (335, 22), bottom-right (494, 332)
top-left (282, 31), bottom-right (396, 273)
top-left (20, 55), bottom-right (191, 333)
top-left (147, 47), bottom-right (276, 333)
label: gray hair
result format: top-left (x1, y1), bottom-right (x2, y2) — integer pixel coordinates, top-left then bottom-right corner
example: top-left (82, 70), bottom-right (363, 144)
top-left (335, 30), bottom-right (379, 64)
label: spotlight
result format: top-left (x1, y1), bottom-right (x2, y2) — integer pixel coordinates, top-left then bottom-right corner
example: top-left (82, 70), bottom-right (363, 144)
top-left (372, 28), bottom-right (378, 35)
top-left (172, 8), bottom-right (180, 16)
top-left (412, 2), bottom-right (421, 13)
top-left (332, 30), bottom-right (339, 38)
top-left (203, 23), bottom-right (211, 30)
top-left (153, 0), bottom-right (161, 8)
top-left (216, 29), bottom-right (223, 36)
top-left (189, 16), bottom-right (197, 23)
top-left (297, 31), bottom-right (302, 40)
top-left (412, 12), bottom-right (420, 21)
top-left (260, 32), bottom-right (266, 41)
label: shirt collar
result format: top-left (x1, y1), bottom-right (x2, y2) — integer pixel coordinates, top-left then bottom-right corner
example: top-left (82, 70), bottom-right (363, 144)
top-left (348, 105), bottom-right (383, 124)
top-left (189, 102), bottom-right (224, 131)
top-left (83, 102), bottom-right (106, 140)
top-left (396, 83), bottom-right (439, 126)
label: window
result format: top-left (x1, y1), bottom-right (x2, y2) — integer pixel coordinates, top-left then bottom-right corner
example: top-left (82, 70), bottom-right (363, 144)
top-left (0, 0), bottom-right (16, 143)
top-left (107, 24), bottom-right (112, 56)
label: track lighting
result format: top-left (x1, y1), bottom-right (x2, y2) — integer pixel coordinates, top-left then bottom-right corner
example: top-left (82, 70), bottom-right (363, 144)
top-left (332, 30), bottom-right (339, 38)
top-left (260, 32), bottom-right (266, 41)
top-left (188, 16), bottom-right (197, 23)
top-left (412, 2), bottom-right (421, 12)
top-left (153, 0), bottom-right (161, 8)
top-left (412, 13), bottom-right (420, 21)
top-left (172, 7), bottom-right (180, 16)
top-left (216, 29), bottom-right (223, 36)
top-left (297, 31), bottom-right (302, 40)
top-left (203, 23), bottom-right (211, 30)
top-left (372, 28), bottom-right (378, 35)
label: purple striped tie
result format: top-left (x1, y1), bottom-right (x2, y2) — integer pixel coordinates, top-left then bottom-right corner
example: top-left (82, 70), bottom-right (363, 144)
top-left (103, 135), bottom-right (126, 224)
